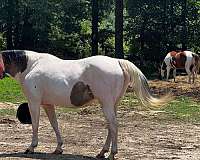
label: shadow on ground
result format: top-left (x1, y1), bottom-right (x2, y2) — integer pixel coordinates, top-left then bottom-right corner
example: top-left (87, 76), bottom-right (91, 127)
top-left (0, 152), bottom-right (107, 160)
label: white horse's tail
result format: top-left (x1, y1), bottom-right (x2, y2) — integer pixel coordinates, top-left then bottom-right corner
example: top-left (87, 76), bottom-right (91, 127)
top-left (119, 59), bottom-right (173, 109)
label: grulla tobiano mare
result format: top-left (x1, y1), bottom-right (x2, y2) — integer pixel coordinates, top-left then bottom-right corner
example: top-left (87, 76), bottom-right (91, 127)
top-left (160, 51), bottom-right (200, 83)
top-left (0, 50), bottom-right (172, 160)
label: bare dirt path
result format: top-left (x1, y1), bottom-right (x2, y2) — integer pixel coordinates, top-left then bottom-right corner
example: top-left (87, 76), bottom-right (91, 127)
top-left (0, 76), bottom-right (200, 160)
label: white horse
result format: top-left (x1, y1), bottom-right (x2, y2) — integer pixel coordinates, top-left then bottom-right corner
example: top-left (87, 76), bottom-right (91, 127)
top-left (160, 51), bottom-right (199, 83)
top-left (0, 50), bottom-right (172, 160)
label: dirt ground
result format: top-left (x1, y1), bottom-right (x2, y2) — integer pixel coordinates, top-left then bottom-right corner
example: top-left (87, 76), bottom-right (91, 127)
top-left (1, 76), bottom-right (200, 160)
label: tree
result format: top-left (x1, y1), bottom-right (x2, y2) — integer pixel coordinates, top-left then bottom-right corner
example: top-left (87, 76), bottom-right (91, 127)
top-left (91, 0), bottom-right (99, 56)
top-left (181, 0), bottom-right (187, 50)
top-left (115, 0), bottom-right (124, 58)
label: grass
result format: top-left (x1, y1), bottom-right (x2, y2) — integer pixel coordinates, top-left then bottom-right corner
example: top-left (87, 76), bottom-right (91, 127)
top-left (164, 97), bottom-right (200, 122)
top-left (0, 77), bottom-right (26, 103)
top-left (0, 77), bottom-right (200, 122)
top-left (0, 108), bottom-right (16, 116)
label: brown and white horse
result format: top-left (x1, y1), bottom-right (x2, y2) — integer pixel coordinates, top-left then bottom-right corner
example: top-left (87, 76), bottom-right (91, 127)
top-left (0, 50), bottom-right (172, 160)
top-left (160, 51), bottom-right (199, 83)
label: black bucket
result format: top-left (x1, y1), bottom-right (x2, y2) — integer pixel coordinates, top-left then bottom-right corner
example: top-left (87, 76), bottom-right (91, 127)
top-left (16, 103), bottom-right (32, 124)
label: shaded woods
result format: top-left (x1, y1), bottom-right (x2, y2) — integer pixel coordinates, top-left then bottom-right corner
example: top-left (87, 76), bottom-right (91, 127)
top-left (0, 0), bottom-right (199, 75)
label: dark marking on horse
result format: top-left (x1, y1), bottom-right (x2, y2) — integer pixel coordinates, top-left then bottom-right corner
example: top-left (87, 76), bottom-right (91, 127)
top-left (169, 51), bottom-right (177, 57)
top-left (1, 50), bottom-right (28, 77)
top-left (70, 81), bottom-right (94, 106)
top-left (171, 52), bottom-right (186, 68)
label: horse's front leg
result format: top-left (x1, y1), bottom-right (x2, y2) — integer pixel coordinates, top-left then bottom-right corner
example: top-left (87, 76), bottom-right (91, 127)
top-left (43, 105), bottom-right (63, 154)
top-left (25, 101), bottom-right (40, 154)
top-left (173, 69), bottom-right (176, 82)
top-left (185, 66), bottom-right (192, 84)
top-left (166, 66), bottom-right (171, 81)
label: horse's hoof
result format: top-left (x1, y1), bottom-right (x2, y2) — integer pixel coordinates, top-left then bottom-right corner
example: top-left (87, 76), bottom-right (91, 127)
top-left (96, 154), bottom-right (105, 159)
top-left (24, 149), bottom-right (34, 154)
top-left (108, 154), bottom-right (115, 160)
top-left (52, 149), bottom-right (63, 154)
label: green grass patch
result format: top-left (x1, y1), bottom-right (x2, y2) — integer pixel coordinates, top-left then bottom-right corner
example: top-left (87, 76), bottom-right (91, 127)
top-left (0, 77), bottom-right (26, 103)
top-left (119, 92), bottom-right (139, 109)
top-left (57, 107), bottom-right (79, 113)
top-left (0, 108), bottom-right (16, 116)
top-left (164, 97), bottom-right (200, 122)
top-left (119, 92), bottom-right (200, 123)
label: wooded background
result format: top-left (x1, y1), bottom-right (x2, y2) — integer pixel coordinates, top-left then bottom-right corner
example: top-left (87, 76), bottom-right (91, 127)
top-left (0, 0), bottom-right (199, 75)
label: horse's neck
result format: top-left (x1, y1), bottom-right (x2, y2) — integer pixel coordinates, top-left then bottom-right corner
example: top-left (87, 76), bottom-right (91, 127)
top-left (26, 51), bottom-right (44, 66)
top-left (14, 51), bottom-right (44, 81)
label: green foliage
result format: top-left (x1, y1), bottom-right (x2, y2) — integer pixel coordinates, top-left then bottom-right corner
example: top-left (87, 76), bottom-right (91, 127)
top-left (0, 33), bottom-right (6, 50)
top-left (0, 0), bottom-right (199, 74)
top-left (125, 0), bottom-right (200, 74)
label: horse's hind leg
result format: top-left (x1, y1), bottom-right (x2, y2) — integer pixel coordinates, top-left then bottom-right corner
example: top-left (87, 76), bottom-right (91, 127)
top-left (97, 95), bottom-right (124, 159)
top-left (100, 103), bottom-right (118, 160)
top-left (43, 105), bottom-right (63, 154)
top-left (97, 127), bottom-right (111, 158)
top-left (185, 64), bottom-right (192, 83)
top-left (166, 66), bottom-right (171, 81)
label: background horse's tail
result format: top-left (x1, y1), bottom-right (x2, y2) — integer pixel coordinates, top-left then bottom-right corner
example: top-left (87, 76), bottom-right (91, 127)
top-left (119, 59), bottom-right (173, 109)
top-left (192, 53), bottom-right (200, 74)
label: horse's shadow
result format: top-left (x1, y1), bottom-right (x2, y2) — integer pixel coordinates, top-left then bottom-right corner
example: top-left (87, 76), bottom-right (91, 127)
top-left (0, 152), bottom-right (107, 160)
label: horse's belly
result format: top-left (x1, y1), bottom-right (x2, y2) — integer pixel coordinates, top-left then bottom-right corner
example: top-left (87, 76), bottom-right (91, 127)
top-left (42, 84), bottom-right (72, 106)
top-left (42, 92), bottom-right (71, 106)
top-left (42, 95), bottom-right (69, 106)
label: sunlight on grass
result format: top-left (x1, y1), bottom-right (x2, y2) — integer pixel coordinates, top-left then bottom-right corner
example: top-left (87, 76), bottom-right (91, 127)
top-left (164, 97), bottom-right (200, 122)
top-left (0, 77), bottom-right (26, 103)
top-left (0, 108), bottom-right (16, 116)
top-left (57, 107), bottom-right (79, 113)
top-left (119, 92), bottom-right (139, 109)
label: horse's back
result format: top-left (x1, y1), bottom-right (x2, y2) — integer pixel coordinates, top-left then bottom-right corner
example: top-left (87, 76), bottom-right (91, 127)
top-left (82, 56), bottom-right (122, 74)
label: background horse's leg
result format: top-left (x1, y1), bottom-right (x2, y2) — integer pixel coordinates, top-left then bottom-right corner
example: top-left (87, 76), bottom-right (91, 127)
top-left (25, 101), bottom-right (40, 154)
top-left (185, 63), bottom-right (192, 83)
top-left (192, 65), bottom-right (196, 83)
top-left (173, 69), bottom-right (176, 82)
top-left (166, 66), bottom-right (171, 81)
top-left (43, 105), bottom-right (63, 154)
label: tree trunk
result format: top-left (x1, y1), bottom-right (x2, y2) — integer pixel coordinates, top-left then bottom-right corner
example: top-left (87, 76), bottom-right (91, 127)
top-left (181, 0), bottom-right (187, 50)
top-left (6, 0), bottom-right (14, 49)
top-left (91, 0), bottom-right (98, 56)
top-left (115, 0), bottom-right (124, 58)
top-left (162, 0), bottom-right (168, 54)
